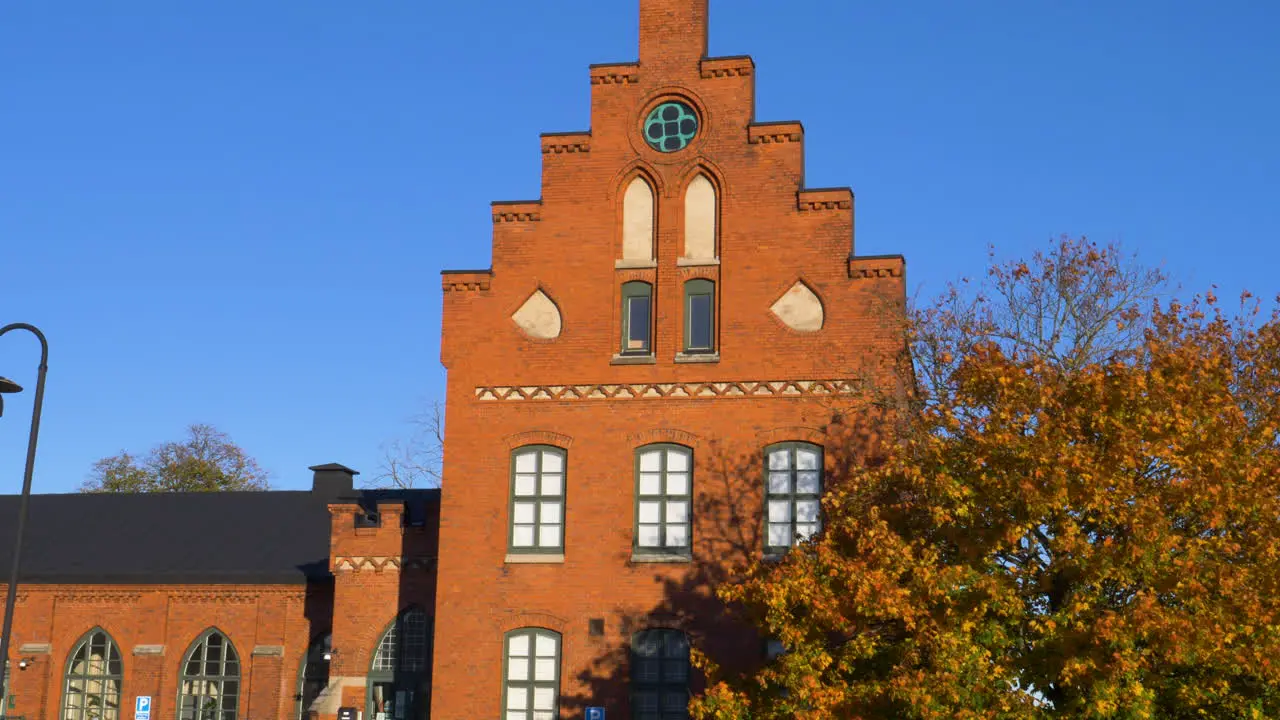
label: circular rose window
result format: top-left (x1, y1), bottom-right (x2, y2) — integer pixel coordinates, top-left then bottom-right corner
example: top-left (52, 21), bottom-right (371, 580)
top-left (643, 101), bottom-right (699, 152)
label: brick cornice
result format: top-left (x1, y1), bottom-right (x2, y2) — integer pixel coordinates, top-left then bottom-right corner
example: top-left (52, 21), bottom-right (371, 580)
top-left (53, 591), bottom-right (142, 603)
top-left (541, 133), bottom-right (591, 154)
top-left (749, 121), bottom-right (803, 145)
top-left (169, 592), bottom-right (260, 604)
top-left (441, 270), bottom-right (493, 293)
top-left (797, 188), bottom-right (853, 212)
top-left (492, 201), bottom-right (542, 224)
top-left (700, 55), bottom-right (754, 79)
top-left (848, 255), bottom-right (905, 280)
top-left (590, 63), bottom-right (639, 86)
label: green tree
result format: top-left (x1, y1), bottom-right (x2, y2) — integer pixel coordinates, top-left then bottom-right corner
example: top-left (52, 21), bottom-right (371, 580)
top-left (694, 238), bottom-right (1280, 718)
top-left (82, 423), bottom-right (269, 492)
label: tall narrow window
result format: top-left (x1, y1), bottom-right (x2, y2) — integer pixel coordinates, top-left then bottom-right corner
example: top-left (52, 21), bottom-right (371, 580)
top-left (764, 443), bottom-right (823, 554)
top-left (635, 445), bottom-right (692, 557)
top-left (296, 633), bottom-right (331, 720)
top-left (622, 177), bottom-right (655, 262)
top-left (621, 282), bottom-right (653, 355)
top-left (502, 629), bottom-right (560, 720)
top-left (368, 607), bottom-right (431, 720)
top-left (509, 446), bottom-right (566, 554)
top-left (63, 629), bottom-right (123, 720)
top-left (682, 280), bottom-right (715, 354)
top-left (631, 629), bottom-right (690, 720)
top-left (683, 174), bottom-right (717, 261)
top-left (178, 629), bottom-right (240, 720)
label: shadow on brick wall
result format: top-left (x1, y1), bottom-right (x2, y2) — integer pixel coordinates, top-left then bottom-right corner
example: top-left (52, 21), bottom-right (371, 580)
top-left (558, 399), bottom-right (889, 716)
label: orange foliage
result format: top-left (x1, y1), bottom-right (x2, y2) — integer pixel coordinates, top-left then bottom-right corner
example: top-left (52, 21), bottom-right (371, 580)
top-left (695, 239), bottom-right (1280, 719)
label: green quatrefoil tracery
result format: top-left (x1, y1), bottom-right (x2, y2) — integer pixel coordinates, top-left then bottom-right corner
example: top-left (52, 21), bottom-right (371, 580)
top-left (644, 102), bottom-right (699, 152)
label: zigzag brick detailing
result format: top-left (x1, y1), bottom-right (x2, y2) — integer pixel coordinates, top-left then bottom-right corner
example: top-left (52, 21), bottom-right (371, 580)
top-left (431, 0), bottom-right (906, 718)
top-left (0, 2), bottom-right (906, 719)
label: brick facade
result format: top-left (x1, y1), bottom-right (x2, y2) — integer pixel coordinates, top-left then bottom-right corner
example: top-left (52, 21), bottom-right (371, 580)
top-left (0, 470), bottom-right (439, 720)
top-left (1, 583), bottom-right (323, 720)
top-left (0, 2), bottom-right (904, 719)
top-left (431, 0), bottom-right (905, 717)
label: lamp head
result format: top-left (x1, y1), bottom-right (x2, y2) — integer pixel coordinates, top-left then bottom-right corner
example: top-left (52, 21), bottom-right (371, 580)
top-left (0, 376), bottom-right (22, 418)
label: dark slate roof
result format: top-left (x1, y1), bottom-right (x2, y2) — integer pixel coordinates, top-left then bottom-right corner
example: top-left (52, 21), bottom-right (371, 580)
top-left (0, 483), bottom-right (440, 585)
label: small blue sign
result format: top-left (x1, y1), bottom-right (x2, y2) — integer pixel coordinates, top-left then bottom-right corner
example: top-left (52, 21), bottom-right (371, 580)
top-left (135, 696), bottom-right (152, 720)
top-left (587, 708), bottom-right (605, 720)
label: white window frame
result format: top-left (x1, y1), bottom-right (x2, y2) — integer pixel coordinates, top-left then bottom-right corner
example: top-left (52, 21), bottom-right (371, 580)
top-left (509, 446), bottom-right (567, 554)
top-left (501, 628), bottom-right (561, 720)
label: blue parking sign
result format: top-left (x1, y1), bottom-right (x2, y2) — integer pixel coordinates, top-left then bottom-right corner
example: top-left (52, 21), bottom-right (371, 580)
top-left (587, 708), bottom-right (605, 720)
top-left (135, 696), bottom-right (151, 720)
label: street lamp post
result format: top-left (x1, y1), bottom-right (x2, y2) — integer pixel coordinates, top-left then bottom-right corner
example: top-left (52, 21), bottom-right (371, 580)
top-left (0, 323), bottom-right (49, 711)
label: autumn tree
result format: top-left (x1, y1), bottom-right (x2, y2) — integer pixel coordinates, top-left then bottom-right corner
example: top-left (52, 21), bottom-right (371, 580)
top-left (694, 237), bottom-right (1280, 718)
top-left (82, 423), bottom-right (269, 492)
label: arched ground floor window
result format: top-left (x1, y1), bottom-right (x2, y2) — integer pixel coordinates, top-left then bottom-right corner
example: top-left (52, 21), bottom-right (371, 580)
top-left (368, 607), bottom-right (431, 720)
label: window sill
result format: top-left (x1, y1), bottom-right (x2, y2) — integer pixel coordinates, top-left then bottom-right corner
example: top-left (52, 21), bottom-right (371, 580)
top-left (676, 257), bottom-right (720, 267)
top-left (674, 352), bottom-right (719, 364)
top-left (615, 259), bottom-right (658, 269)
top-left (630, 552), bottom-right (692, 563)
top-left (612, 354), bottom-right (656, 365)
top-left (505, 553), bottom-right (565, 564)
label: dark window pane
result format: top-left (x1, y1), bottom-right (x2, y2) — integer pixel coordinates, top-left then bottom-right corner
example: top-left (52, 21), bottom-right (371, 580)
top-left (688, 294), bottom-right (712, 350)
top-left (627, 296), bottom-right (651, 351)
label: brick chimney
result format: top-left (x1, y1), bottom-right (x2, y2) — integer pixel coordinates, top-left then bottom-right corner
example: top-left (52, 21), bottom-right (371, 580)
top-left (639, 0), bottom-right (709, 69)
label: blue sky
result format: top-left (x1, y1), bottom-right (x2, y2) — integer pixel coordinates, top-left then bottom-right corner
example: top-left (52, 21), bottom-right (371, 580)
top-left (1, 1), bottom-right (1277, 494)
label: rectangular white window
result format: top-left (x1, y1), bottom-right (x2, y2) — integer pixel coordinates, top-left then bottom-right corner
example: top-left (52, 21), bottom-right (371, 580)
top-left (636, 446), bottom-right (692, 556)
top-left (765, 443), bottom-right (823, 554)
top-left (510, 447), bottom-right (566, 553)
top-left (503, 629), bottom-right (560, 720)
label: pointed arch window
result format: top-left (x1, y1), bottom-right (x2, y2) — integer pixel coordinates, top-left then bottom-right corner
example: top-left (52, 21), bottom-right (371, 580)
top-left (296, 633), bottom-right (331, 720)
top-left (178, 629), bottom-right (240, 720)
top-left (368, 607), bottom-right (431, 720)
top-left (683, 174), bottom-right (717, 261)
top-left (63, 629), bottom-right (123, 720)
top-left (622, 177), bottom-right (656, 263)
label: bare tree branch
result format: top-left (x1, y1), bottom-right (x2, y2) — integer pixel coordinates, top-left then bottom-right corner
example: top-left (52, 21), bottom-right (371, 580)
top-left (368, 400), bottom-right (444, 489)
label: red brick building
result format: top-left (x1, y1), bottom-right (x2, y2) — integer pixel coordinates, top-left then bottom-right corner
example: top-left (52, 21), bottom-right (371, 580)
top-left (431, 0), bottom-right (904, 718)
top-left (0, 465), bottom-right (440, 720)
top-left (0, 1), bottom-right (904, 719)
